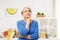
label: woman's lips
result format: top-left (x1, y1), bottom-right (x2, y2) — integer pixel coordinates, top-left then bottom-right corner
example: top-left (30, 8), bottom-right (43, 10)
top-left (26, 16), bottom-right (29, 18)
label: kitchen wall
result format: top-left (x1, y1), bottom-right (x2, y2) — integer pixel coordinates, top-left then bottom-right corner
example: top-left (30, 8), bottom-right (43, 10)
top-left (56, 0), bottom-right (60, 39)
top-left (0, 0), bottom-right (55, 37)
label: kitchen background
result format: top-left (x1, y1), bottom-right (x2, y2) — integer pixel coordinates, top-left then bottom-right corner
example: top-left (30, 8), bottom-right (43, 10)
top-left (0, 0), bottom-right (57, 39)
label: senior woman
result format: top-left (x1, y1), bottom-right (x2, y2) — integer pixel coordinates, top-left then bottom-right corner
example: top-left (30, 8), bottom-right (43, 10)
top-left (15, 7), bottom-right (39, 40)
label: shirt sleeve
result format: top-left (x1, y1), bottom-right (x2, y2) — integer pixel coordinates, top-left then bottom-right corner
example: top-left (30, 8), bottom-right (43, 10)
top-left (30, 22), bottom-right (39, 39)
top-left (17, 21), bottom-right (29, 36)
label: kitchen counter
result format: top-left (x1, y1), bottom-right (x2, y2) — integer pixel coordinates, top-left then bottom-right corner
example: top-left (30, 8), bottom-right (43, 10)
top-left (0, 38), bottom-right (58, 40)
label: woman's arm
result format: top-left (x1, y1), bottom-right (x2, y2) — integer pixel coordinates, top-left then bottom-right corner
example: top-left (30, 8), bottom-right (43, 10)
top-left (13, 30), bottom-right (30, 38)
top-left (20, 22), bottom-right (39, 39)
top-left (17, 20), bottom-right (39, 39)
top-left (17, 17), bottom-right (31, 36)
top-left (17, 21), bottom-right (29, 36)
top-left (25, 17), bottom-right (31, 30)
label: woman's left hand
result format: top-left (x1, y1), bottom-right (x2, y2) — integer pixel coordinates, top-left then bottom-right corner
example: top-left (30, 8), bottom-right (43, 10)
top-left (13, 29), bottom-right (23, 38)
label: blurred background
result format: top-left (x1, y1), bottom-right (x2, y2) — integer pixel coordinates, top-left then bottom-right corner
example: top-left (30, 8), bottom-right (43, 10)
top-left (0, 0), bottom-right (57, 39)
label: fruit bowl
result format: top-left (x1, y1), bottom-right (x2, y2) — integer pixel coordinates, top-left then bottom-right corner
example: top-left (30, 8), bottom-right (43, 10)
top-left (3, 29), bottom-right (14, 40)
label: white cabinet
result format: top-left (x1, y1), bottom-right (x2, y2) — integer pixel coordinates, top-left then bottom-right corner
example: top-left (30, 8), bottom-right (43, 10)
top-left (37, 18), bottom-right (57, 38)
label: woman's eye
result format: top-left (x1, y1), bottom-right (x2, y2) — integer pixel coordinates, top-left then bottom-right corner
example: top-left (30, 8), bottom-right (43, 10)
top-left (28, 10), bottom-right (31, 12)
top-left (24, 11), bottom-right (27, 12)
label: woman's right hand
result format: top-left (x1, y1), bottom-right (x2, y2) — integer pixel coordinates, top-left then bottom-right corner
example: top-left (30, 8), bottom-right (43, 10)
top-left (25, 17), bottom-right (32, 30)
top-left (26, 17), bottom-right (31, 24)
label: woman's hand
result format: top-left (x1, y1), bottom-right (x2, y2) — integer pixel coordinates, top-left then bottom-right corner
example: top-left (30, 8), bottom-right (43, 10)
top-left (26, 17), bottom-right (31, 24)
top-left (13, 29), bottom-right (23, 38)
top-left (25, 17), bottom-right (32, 30)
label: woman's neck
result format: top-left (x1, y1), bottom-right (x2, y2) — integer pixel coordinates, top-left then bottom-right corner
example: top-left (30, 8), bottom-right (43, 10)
top-left (23, 18), bottom-right (27, 22)
top-left (23, 18), bottom-right (32, 23)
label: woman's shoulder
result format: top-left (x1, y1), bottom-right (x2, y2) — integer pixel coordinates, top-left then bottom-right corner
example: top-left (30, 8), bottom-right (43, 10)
top-left (32, 20), bottom-right (38, 23)
top-left (17, 20), bottom-right (23, 23)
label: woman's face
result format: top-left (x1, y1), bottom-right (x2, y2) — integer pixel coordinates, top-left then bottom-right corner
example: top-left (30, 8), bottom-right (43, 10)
top-left (22, 7), bottom-right (31, 18)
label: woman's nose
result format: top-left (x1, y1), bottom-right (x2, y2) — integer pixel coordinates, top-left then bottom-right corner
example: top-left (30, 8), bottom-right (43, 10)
top-left (26, 12), bottom-right (30, 14)
top-left (27, 13), bottom-right (29, 14)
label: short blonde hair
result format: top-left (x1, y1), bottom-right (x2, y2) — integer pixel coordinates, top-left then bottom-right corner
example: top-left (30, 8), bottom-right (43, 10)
top-left (21, 7), bottom-right (32, 14)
